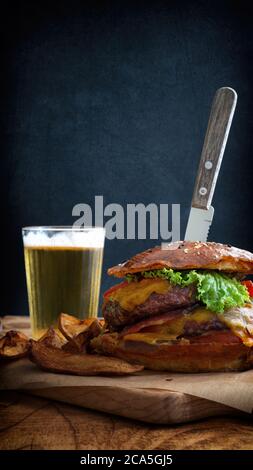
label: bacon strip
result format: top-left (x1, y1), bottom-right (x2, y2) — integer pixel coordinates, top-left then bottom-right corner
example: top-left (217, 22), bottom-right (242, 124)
top-left (119, 309), bottom-right (185, 338)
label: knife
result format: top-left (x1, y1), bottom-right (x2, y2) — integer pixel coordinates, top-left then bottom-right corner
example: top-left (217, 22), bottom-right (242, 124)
top-left (184, 87), bottom-right (237, 242)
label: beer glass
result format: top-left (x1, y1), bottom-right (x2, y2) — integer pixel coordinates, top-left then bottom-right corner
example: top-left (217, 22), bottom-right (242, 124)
top-left (22, 226), bottom-right (105, 338)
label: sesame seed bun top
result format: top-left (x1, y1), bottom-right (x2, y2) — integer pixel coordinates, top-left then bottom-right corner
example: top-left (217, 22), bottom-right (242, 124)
top-left (108, 241), bottom-right (253, 277)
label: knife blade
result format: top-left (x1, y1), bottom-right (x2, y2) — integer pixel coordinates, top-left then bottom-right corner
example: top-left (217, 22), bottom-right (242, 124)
top-left (185, 87), bottom-right (237, 242)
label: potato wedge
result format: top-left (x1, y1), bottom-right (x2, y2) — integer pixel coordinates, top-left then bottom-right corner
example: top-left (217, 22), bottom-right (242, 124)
top-left (39, 326), bottom-right (66, 349)
top-left (0, 330), bottom-right (30, 359)
top-left (61, 339), bottom-right (81, 354)
top-left (62, 318), bottom-right (103, 353)
top-left (58, 313), bottom-right (94, 341)
top-left (87, 318), bottom-right (104, 337)
top-left (30, 341), bottom-right (144, 376)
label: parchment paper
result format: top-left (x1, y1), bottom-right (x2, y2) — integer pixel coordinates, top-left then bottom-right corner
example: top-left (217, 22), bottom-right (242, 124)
top-left (1, 359), bottom-right (253, 413)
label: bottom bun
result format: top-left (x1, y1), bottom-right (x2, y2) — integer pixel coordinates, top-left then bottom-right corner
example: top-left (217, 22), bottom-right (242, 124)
top-left (92, 333), bottom-right (253, 373)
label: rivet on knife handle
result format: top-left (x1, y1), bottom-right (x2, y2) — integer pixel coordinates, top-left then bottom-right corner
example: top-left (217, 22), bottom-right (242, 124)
top-left (192, 87), bottom-right (237, 210)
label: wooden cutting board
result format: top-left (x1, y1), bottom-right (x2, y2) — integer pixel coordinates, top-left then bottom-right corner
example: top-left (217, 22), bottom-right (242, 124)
top-left (0, 316), bottom-right (250, 425)
top-left (0, 358), bottom-right (244, 424)
top-left (19, 386), bottom-right (245, 425)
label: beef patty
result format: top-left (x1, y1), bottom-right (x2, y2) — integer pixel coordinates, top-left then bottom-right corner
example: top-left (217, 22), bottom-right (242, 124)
top-left (103, 284), bottom-right (197, 330)
top-left (182, 317), bottom-right (226, 337)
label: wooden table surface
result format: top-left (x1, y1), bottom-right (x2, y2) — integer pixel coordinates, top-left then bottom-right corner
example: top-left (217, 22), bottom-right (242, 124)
top-left (1, 316), bottom-right (253, 450)
top-left (1, 391), bottom-right (253, 450)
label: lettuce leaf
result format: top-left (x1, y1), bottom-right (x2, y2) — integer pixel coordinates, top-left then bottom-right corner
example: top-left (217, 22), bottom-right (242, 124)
top-left (126, 268), bottom-right (250, 313)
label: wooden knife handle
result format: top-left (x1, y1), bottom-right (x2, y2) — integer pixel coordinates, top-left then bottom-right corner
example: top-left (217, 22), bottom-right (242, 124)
top-left (192, 87), bottom-right (237, 209)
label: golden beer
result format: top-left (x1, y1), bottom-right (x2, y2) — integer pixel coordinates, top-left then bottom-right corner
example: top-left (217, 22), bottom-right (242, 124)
top-left (23, 227), bottom-right (105, 338)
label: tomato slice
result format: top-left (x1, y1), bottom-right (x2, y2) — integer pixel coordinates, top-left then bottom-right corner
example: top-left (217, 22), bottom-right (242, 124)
top-left (242, 280), bottom-right (253, 298)
top-left (103, 281), bottom-right (128, 298)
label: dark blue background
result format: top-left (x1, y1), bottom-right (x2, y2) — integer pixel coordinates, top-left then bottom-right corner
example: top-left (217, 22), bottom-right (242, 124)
top-left (1, 1), bottom-right (253, 316)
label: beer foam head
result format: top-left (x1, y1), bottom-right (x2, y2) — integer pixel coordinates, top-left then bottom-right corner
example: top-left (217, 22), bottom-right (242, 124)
top-left (23, 227), bottom-right (105, 248)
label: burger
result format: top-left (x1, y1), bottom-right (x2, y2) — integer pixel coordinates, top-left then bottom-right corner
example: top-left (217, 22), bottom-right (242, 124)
top-left (92, 241), bottom-right (253, 372)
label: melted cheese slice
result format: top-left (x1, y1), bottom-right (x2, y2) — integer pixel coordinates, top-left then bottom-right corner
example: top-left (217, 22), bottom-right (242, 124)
top-left (123, 307), bottom-right (216, 344)
top-left (107, 278), bottom-right (170, 311)
top-left (123, 305), bottom-right (253, 347)
top-left (123, 332), bottom-right (179, 344)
